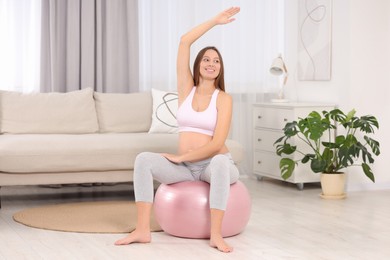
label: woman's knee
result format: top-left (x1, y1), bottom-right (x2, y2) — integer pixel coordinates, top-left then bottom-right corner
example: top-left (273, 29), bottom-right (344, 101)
top-left (135, 152), bottom-right (160, 168)
top-left (210, 154), bottom-right (233, 174)
top-left (209, 154), bottom-right (239, 183)
top-left (210, 154), bottom-right (230, 165)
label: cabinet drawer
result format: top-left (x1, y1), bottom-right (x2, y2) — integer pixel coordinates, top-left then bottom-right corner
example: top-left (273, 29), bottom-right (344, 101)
top-left (253, 107), bottom-right (293, 129)
top-left (254, 129), bottom-right (283, 152)
top-left (253, 151), bottom-right (282, 178)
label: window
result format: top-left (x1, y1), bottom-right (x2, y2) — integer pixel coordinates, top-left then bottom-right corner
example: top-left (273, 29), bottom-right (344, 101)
top-left (0, 0), bottom-right (41, 92)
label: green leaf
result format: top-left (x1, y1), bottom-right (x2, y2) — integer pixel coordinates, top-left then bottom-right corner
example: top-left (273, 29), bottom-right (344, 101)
top-left (354, 142), bottom-right (374, 164)
top-left (362, 163), bottom-right (375, 183)
top-left (322, 141), bottom-right (338, 149)
top-left (364, 136), bottom-right (380, 156)
top-left (280, 158), bottom-right (296, 180)
top-left (274, 136), bottom-right (285, 145)
top-left (345, 134), bottom-right (358, 146)
top-left (338, 146), bottom-right (355, 167)
top-left (322, 148), bottom-right (334, 162)
top-left (335, 135), bottom-right (346, 145)
top-left (283, 121), bottom-right (298, 137)
top-left (311, 158), bottom-right (327, 173)
top-left (359, 115), bottom-right (379, 133)
top-left (301, 154), bottom-right (315, 164)
top-left (275, 144), bottom-right (296, 156)
top-left (345, 109), bottom-right (357, 123)
top-left (326, 109), bottom-right (347, 123)
top-left (299, 112), bottom-right (329, 141)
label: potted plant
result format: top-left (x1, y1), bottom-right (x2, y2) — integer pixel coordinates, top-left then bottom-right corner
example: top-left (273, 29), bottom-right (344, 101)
top-left (274, 108), bottom-right (380, 198)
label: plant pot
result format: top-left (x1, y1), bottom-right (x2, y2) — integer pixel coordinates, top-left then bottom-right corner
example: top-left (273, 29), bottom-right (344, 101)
top-left (320, 173), bottom-right (346, 199)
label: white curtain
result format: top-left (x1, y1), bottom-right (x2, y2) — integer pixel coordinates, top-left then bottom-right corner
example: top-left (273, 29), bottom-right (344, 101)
top-left (0, 0), bottom-right (41, 93)
top-left (138, 0), bottom-right (285, 174)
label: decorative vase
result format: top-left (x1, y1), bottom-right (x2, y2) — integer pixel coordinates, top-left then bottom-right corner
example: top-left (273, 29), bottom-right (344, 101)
top-left (320, 173), bottom-right (346, 199)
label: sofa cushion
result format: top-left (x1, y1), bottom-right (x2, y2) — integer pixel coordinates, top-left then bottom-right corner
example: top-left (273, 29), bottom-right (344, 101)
top-left (94, 92), bottom-right (152, 133)
top-left (0, 88), bottom-right (99, 134)
top-left (0, 133), bottom-right (243, 174)
top-left (0, 133), bottom-right (179, 173)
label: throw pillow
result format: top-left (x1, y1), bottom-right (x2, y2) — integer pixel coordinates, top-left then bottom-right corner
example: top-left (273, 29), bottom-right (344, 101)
top-left (148, 88), bottom-right (178, 134)
top-left (0, 88), bottom-right (99, 134)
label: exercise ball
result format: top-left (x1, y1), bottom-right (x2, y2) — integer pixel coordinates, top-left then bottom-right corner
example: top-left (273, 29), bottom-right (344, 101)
top-left (153, 180), bottom-right (251, 239)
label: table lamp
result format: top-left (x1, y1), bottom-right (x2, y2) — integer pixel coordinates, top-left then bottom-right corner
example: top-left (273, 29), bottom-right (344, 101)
top-left (270, 54), bottom-right (288, 102)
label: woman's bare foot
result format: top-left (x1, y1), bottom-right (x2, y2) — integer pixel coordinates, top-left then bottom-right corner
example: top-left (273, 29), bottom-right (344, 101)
top-left (114, 229), bottom-right (151, 245)
top-left (210, 234), bottom-right (233, 253)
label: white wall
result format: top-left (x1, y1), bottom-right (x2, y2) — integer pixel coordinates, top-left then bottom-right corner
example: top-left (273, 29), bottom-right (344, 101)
top-left (284, 0), bottom-right (390, 191)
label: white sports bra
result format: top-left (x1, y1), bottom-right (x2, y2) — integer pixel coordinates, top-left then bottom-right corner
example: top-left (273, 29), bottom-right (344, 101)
top-left (176, 87), bottom-right (219, 136)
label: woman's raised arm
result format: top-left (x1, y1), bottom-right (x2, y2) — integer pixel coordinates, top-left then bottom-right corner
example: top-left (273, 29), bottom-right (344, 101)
top-left (176, 7), bottom-right (240, 103)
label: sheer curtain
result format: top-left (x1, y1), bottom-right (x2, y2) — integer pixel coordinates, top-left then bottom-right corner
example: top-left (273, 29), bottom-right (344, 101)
top-left (0, 0), bottom-right (41, 93)
top-left (138, 0), bottom-right (285, 174)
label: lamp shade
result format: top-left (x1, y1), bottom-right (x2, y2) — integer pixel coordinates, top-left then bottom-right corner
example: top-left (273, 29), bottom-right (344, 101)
top-left (270, 55), bottom-right (286, 76)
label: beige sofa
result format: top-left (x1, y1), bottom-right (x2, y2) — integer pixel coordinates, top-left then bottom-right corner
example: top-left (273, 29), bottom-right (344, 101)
top-left (0, 88), bottom-right (244, 206)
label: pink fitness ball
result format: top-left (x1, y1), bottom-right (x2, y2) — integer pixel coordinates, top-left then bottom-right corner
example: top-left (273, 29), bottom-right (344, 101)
top-left (153, 180), bottom-right (251, 239)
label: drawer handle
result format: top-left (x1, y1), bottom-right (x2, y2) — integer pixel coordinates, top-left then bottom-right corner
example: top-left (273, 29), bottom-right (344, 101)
top-left (258, 115), bottom-right (262, 119)
top-left (283, 118), bottom-right (288, 122)
top-left (257, 138), bottom-right (262, 142)
top-left (257, 161), bottom-right (261, 164)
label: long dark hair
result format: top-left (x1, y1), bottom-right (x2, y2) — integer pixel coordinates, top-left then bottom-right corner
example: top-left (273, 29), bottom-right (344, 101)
top-left (193, 46), bottom-right (225, 92)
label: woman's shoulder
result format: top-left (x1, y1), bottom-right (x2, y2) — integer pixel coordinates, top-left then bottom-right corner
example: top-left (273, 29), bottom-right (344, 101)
top-left (216, 90), bottom-right (233, 105)
top-left (178, 85), bottom-right (195, 104)
top-left (217, 90), bottom-right (232, 100)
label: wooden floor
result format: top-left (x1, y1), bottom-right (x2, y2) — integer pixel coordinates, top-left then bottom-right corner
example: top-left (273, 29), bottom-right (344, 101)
top-left (0, 176), bottom-right (389, 260)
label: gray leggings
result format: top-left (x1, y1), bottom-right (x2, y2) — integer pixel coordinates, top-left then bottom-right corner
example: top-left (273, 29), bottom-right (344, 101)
top-left (133, 152), bottom-right (240, 210)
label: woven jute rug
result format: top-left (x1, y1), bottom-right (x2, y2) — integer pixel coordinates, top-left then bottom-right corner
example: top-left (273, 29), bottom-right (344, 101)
top-left (13, 201), bottom-right (162, 233)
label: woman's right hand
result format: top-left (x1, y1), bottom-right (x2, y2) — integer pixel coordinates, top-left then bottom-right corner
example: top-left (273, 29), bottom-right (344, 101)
top-left (213, 7), bottom-right (240, 25)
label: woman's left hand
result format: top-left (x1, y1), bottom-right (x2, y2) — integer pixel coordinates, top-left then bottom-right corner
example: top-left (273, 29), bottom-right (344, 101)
top-left (161, 153), bottom-right (183, 164)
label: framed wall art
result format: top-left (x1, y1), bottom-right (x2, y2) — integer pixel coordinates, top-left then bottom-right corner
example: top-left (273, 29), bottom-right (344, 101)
top-left (298, 0), bottom-right (332, 81)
